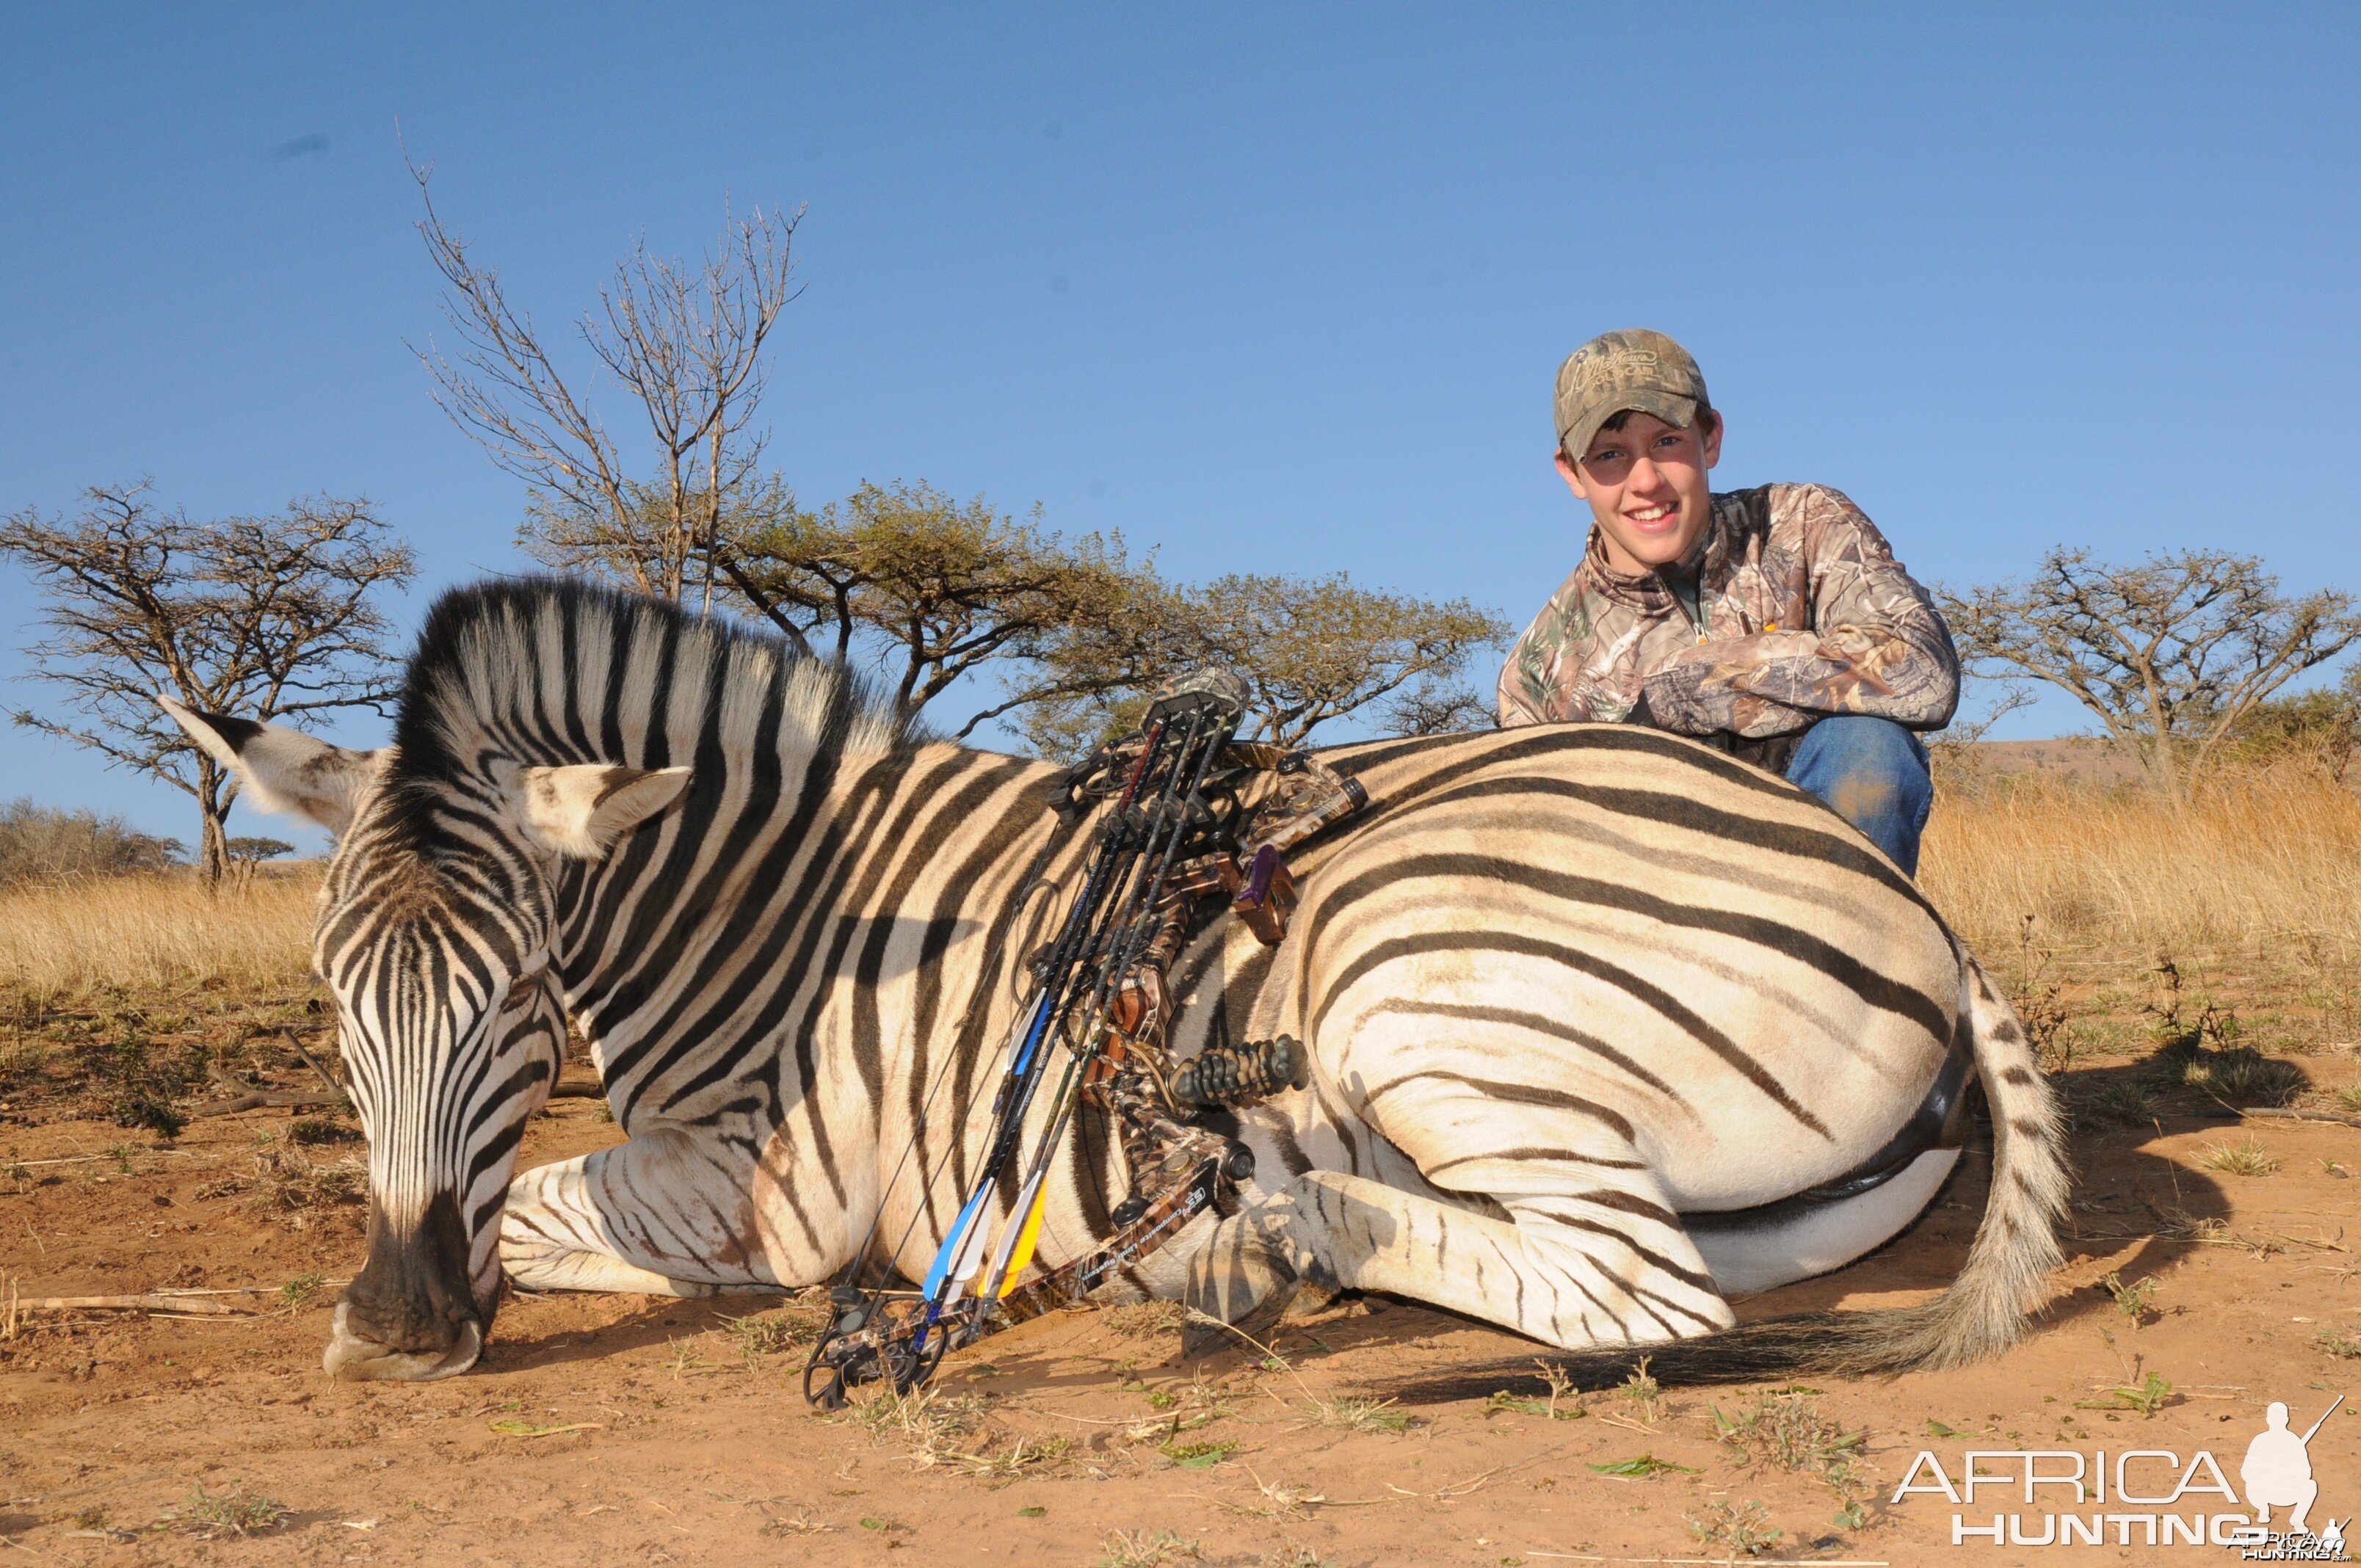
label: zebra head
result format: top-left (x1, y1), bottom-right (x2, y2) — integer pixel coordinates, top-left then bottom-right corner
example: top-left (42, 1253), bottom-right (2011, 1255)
top-left (159, 695), bottom-right (689, 1381)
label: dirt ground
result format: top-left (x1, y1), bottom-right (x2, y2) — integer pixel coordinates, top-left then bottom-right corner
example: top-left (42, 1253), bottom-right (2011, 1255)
top-left (4, 1053), bottom-right (2360, 1568)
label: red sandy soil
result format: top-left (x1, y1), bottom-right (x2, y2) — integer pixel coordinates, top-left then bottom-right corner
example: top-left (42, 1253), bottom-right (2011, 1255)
top-left (4, 1070), bottom-right (2360, 1567)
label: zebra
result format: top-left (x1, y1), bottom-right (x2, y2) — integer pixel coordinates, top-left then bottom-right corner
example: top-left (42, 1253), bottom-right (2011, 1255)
top-left (159, 578), bottom-right (2066, 1385)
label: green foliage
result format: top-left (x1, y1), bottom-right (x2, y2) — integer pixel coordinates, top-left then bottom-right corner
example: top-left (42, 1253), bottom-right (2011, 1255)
top-left (2077, 1371), bottom-right (2175, 1418)
top-left (2097, 1270), bottom-right (2160, 1328)
top-left (2219, 675), bottom-right (2361, 782)
top-left (288, 1117), bottom-right (359, 1145)
top-left (1158, 1437), bottom-right (1237, 1469)
top-left (1587, 1454), bottom-right (1696, 1478)
top-left (1016, 569), bottom-right (1506, 758)
top-left (730, 479), bottom-right (1146, 725)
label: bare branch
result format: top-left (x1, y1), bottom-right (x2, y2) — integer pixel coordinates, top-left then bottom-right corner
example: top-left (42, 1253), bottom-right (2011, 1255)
top-left (1938, 548), bottom-right (2361, 801)
top-left (0, 487), bottom-right (415, 882)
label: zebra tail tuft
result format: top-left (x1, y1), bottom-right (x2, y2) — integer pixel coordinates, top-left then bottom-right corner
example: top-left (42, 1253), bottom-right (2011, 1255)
top-left (1381, 949), bottom-right (2071, 1403)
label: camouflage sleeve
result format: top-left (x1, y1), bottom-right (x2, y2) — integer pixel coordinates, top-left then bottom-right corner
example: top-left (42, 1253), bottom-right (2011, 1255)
top-left (1495, 623), bottom-right (1553, 729)
top-left (1639, 487), bottom-right (1959, 740)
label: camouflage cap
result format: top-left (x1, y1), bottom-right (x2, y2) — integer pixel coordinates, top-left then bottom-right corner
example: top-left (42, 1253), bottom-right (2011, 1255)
top-left (1553, 328), bottom-right (1710, 460)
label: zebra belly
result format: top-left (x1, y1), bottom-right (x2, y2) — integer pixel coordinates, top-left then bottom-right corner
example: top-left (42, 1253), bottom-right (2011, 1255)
top-left (1688, 1147), bottom-right (1960, 1295)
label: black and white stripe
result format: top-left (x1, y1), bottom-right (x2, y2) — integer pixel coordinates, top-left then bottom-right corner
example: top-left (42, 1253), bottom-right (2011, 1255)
top-left (168, 578), bottom-right (2065, 1384)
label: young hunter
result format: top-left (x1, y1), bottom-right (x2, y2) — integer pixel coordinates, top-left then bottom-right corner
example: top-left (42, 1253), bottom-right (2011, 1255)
top-left (1497, 328), bottom-right (1958, 875)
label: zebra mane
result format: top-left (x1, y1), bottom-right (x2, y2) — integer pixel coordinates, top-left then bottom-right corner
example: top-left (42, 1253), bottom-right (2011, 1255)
top-left (381, 577), bottom-right (910, 849)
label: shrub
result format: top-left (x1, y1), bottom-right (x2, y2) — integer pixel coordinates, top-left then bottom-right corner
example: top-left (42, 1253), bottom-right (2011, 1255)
top-left (0, 798), bottom-right (181, 885)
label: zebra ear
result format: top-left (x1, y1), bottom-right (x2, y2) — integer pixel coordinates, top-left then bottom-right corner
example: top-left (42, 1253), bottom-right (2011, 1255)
top-left (520, 764), bottom-right (692, 860)
top-left (157, 694), bottom-right (384, 835)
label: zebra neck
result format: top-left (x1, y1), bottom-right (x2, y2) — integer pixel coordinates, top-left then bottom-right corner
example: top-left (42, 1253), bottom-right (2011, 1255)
top-left (554, 741), bottom-right (1075, 1131)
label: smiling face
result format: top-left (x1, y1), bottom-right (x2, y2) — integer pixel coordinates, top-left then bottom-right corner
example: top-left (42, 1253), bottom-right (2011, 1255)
top-left (1555, 408), bottom-right (1723, 575)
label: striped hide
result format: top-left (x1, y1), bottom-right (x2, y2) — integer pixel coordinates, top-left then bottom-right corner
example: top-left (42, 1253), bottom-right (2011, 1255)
top-left (161, 578), bottom-right (2067, 1384)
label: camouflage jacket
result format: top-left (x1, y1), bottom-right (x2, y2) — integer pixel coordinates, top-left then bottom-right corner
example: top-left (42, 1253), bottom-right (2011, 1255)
top-left (1495, 483), bottom-right (1959, 773)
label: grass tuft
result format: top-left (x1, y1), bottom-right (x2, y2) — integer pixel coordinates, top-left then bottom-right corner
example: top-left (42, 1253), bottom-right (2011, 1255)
top-left (2197, 1136), bottom-right (2282, 1177)
top-left (172, 1484), bottom-right (286, 1538)
top-left (1100, 1528), bottom-right (1202, 1567)
top-left (1102, 1299), bottom-right (1186, 1338)
top-left (1686, 1499), bottom-right (1783, 1558)
top-left (1308, 1395), bottom-right (1412, 1433)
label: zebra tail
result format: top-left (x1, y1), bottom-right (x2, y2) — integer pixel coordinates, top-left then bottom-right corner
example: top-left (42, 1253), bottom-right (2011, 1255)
top-left (1387, 950), bottom-right (2071, 1400)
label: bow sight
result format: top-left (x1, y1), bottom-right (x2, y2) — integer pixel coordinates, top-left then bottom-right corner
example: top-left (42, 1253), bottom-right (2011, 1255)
top-left (803, 670), bottom-right (1366, 1409)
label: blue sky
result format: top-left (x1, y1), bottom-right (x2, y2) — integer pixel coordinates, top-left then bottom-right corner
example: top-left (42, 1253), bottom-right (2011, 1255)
top-left (3, 4), bottom-right (2357, 846)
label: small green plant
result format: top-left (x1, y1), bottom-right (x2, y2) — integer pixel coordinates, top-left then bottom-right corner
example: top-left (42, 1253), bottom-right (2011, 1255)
top-left (2097, 1271), bottom-right (2160, 1329)
top-left (279, 1271), bottom-right (324, 1308)
top-left (1614, 1356), bottom-right (1662, 1423)
top-left (1100, 1528), bottom-right (1202, 1567)
top-left (2076, 1371), bottom-right (2175, 1418)
top-left (289, 1116), bottom-right (360, 1145)
top-left (2315, 1330), bottom-right (2361, 1360)
top-left (721, 1308), bottom-right (813, 1360)
top-left (2337, 1084), bottom-right (2361, 1115)
top-left (174, 1484), bottom-right (286, 1537)
top-left (1588, 1453), bottom-right (1697, 1478)
top-left (2198, 1136), bottom-right (2281, 1176)
top-left (1713, 1389), bottom-right (1863, 1468)
top-left (112, 1092), bottom-right (184, 1139)
top-left (1686, 1499), bottom-right (1782, 1557)
top-left (1158, 1438), bottom-right (1237, 1469)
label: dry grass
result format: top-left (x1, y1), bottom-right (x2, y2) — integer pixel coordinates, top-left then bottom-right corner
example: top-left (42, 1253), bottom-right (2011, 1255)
top-left (0, 870), bottom-right (317, 1001)
top-left (1922, 770), bottom-right (2361, 964)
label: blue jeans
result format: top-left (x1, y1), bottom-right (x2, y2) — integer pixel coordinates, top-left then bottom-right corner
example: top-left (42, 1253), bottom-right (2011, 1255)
top-left (1784, 716), bottom-right (1933, 876)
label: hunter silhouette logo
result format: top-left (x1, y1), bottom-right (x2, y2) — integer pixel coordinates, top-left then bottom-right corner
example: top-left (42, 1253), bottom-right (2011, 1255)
top-left (1890, 1393), bottom-right (2349, 1553)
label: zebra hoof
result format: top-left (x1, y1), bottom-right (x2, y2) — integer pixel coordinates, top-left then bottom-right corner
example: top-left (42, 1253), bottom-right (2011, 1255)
top-left (1180, 1230), bottom-right (1302, 1360)
top-left (322, 1300), bottom-right (484, 1382)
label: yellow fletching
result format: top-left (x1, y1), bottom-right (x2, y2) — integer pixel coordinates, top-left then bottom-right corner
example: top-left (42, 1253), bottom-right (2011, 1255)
top-left (995, 1187), bottom-right (1052, 1296)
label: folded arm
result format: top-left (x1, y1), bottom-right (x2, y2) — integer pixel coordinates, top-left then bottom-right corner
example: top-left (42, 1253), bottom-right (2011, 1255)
top-left (1642, 515), bottom-right (1960, 741)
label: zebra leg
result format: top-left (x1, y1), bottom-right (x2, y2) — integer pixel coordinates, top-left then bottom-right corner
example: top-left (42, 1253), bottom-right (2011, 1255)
top-left (499, 1124), bottom-right (778, 1298)
top-left (1183, 1166), bottom-right (1733, 1357)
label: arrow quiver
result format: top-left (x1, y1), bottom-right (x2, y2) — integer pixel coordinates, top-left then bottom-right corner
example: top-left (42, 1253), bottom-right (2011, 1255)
top-left (802, 671), bottom-right (1368, 1409)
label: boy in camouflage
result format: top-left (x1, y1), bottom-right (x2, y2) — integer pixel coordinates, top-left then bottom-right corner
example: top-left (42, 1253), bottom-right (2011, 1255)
top-left (1498, 329), bottom-right (1958, 875)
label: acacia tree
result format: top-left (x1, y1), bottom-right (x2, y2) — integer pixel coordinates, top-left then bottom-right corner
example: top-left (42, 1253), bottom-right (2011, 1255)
top-left (1940, 548), bottom-right (2361, 801)
top-left (413, 162), bottom-right (805, 623)
top-left (0, 485), bottom-right (415, 883)
top-left (1012, 571), bottom-right (1507, 759)
top-left (728, 480), bottom-right (1150, 727)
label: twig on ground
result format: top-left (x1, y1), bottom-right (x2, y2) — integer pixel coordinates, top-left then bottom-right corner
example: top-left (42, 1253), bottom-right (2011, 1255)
top-left (10, 1294), bottom-right (251, 1315)
top-left (283, 1031), bottom-right (345, 1092)
top-left (189, 1089), bottom-right (343, 1117)
top-left (2247, 1106), bottom-right (2361, 1129)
